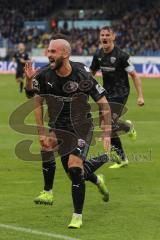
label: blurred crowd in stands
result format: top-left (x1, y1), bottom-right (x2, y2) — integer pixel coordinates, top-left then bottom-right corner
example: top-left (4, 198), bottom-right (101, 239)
top-left (0, 0), bottom-right (159, 57)
top-left (113, 8), bottom-right (160, 56)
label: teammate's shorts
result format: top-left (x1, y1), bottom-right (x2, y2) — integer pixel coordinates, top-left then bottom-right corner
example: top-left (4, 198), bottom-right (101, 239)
top-left (16, 70), bottom-right (25, 79)
top-left (107, 95), bottom-right (129, 120)
top-left (107, 95), bottom-right (129, 137)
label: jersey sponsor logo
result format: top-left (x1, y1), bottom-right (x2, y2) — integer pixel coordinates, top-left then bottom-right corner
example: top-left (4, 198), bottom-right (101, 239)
top-left (98, 58), bottom-right (102, 61)
top-left (100, 66), bottom-right (116, 72)
top-left (84, 65), bottom-right (90, 72)
top-left (110, 57), bottom-right (116, 63)
top-left (95, 84), bottom-right (105, 94)
top-left (63, 81), bottom-right (79, 93)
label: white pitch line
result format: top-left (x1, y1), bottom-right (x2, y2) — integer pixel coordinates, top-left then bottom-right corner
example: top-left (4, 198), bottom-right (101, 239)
top-left (0, 223), bottom-right (80, 240)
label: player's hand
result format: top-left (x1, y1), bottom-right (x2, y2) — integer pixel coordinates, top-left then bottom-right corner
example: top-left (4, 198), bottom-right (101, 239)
top-left (24, 61), bottom-right (39, 80)
top-left (39, 132), bottom-right (58, 150)
top-left (39, 135), bottom-right (50, 148)
top-left (137, 96), bottom-right (144, 106)
top-left (103, 136), bottom-right (111, 152)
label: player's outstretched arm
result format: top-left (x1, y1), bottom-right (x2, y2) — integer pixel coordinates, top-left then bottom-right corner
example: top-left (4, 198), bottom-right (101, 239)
top-left (129, 71), bottom-right (144, 106)
top-left (97, 96), bottom-right (111, 152)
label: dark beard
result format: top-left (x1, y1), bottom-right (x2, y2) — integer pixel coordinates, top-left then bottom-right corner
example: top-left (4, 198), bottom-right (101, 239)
top-left (54, 57), bottom-right (63, 70)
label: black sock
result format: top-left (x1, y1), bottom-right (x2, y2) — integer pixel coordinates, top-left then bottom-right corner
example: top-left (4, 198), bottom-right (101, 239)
top-left (68, 167), bottom-right (85, 214)
top-left (41, 150), bottom-right (56, 191)
top-left (84, 153), bottom-right (109, 180)
top-left (20, 81), bottom-right (23, 92)
top-left (111, 136), bottom-right (126, 161)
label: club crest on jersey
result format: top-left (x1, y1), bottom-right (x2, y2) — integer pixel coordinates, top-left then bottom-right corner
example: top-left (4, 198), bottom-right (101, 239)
top-left (110, 57), bottom-right (116, 63)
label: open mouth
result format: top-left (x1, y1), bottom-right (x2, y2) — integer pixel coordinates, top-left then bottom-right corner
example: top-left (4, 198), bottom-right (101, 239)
top-left (49, 58), bottom-right (55, 67)
top-left (49, 58), bottom-right (55, 63)
top-left (103, 40), bottom-right (108, 44)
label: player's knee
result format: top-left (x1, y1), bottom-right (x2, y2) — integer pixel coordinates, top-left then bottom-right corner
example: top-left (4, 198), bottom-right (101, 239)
top-left (68, 154), bottom-right (83, 168)
top-left (68, 167), bottom-right (84, 184)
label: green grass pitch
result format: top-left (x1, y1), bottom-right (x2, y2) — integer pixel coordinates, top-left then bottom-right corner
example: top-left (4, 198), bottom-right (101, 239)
top-left (0, 74), bottom-right (160, 240)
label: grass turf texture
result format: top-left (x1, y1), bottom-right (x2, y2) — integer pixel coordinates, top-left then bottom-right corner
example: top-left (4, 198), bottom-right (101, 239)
top-left (0, 74), bottom-right (160, 240)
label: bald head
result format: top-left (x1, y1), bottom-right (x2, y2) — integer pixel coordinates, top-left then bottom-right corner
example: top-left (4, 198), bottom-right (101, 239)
top-left (48, 39), bottom-right (72, 70)
top-left (18, 43), bottom-right (25, 53)
top-left (50, 39), bottom-right (71, 58)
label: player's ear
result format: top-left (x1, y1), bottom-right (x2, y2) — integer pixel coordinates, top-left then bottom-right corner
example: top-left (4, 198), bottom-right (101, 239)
top-left (63, 50), bottom-right (68, 59)
top-left (63, 47), bottom-right (71, 59)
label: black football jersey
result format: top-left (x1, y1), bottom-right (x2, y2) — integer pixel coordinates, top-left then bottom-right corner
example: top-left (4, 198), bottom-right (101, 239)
top-left (90, 46), bottom-right (135, 98)
top-left (14, 51), bottom-right (29, 72)
top-left (33, 61), bottom-right (106, 129)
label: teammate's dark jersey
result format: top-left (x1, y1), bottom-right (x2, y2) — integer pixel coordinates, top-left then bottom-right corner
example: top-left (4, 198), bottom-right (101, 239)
top-left (31, 61), bottom-right (106, 130)
top-left (13, 51), bottom-right (29, 73)
top-left (90, 45), bottom-right (135, 99)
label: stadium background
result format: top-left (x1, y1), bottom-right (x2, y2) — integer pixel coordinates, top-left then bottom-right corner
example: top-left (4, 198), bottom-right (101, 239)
top-left (0, 0), bottom-right (160, 240)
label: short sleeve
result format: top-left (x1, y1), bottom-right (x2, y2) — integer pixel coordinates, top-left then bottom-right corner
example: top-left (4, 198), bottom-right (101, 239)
top-left (121, 53), bottom-right (135, 73)
top-left (78, 63), bottom-right (106, 102)
top-left (25, 71), bottom-right (46, 98)
top-left (33, 72), bottom-right (46, 95)
top-left (89, 76), bottom-right (106, 102)
top-left (90, 53), bottom-right (100, 72)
